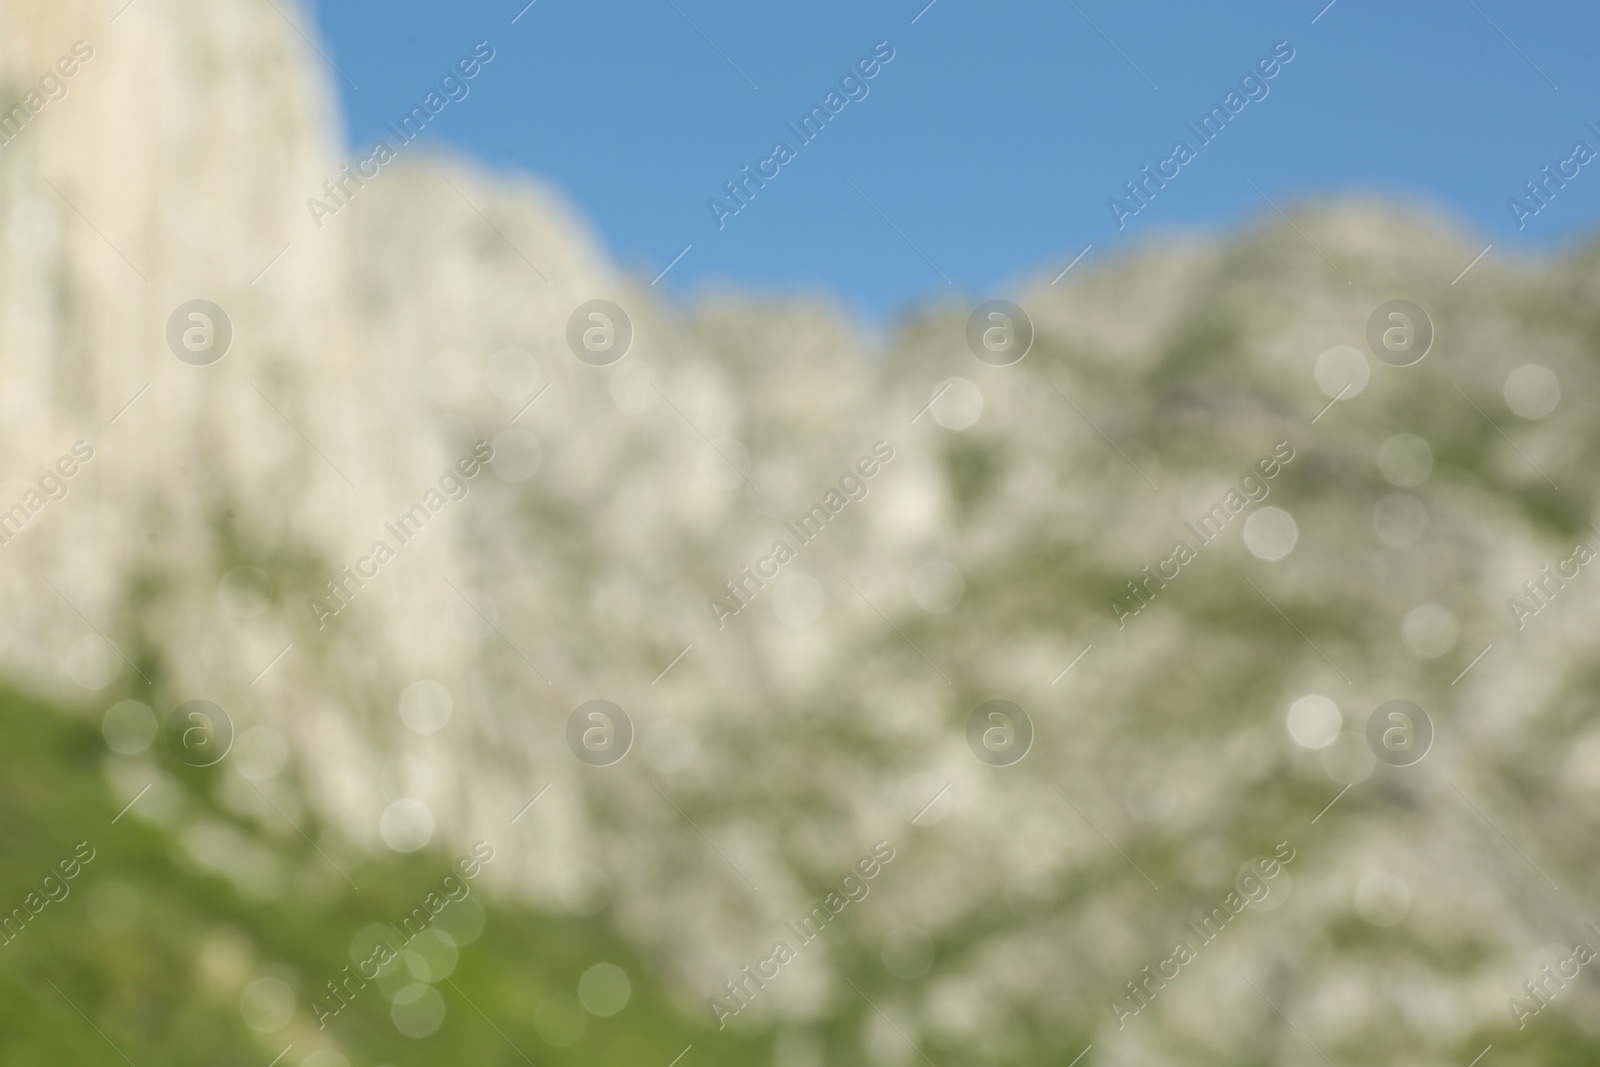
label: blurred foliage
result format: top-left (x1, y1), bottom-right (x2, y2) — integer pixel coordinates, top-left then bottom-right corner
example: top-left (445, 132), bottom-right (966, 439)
top-left (0, 682), bottom-right (773, 1065)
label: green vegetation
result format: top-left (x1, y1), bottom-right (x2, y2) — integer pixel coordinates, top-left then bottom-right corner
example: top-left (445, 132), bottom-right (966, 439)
top-left (0, 683), bottom-right (770, 1066)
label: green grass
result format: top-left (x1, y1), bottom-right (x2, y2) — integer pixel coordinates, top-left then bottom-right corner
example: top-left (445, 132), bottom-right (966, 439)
top-left (0, 682), bottom-right (767, 1066)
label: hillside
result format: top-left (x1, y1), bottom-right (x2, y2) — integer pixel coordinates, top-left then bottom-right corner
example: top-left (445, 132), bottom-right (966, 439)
top-left (0, 682), bottom-right (782, 1065)
top-left (1, 1), bottom-right (1600, 1064)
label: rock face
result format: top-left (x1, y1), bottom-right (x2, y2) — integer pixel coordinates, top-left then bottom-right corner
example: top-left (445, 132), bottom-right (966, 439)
top-left (5, 0), bottom-right (1600, 1063)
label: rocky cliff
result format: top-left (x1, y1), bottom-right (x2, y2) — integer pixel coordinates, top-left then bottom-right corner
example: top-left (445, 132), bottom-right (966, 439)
top-left (3, 1), bottom-right (1599, 1063)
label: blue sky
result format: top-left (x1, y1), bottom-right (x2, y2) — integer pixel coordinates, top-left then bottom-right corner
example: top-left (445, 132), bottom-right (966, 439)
top-left (308, 0), bottom-right (1600, 319)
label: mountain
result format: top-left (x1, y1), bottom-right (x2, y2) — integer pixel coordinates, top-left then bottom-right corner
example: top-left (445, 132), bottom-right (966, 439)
top-left (3, 0), bottom-right (1600, 1064)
